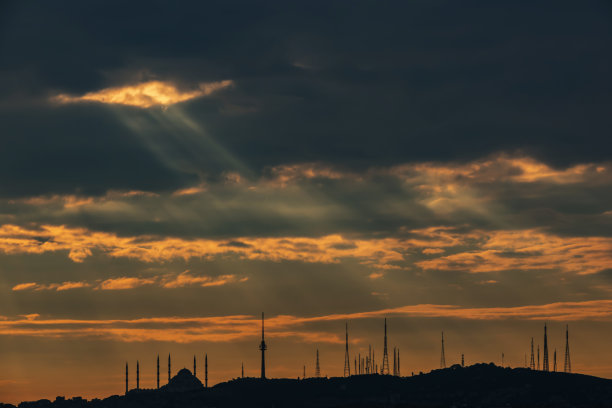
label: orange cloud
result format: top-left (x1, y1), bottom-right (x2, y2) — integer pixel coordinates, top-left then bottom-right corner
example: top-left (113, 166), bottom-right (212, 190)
top-left (12, 283), bottom-right (39, 291)
top-left (97, 277), bottom-right (156, 290)
top-left (52, 80), bottom-right (233, 108)
top-left (12, 281), bottom-right (90, 292)
top-left (416, 229), bottom-right (612, 275)
top-left (0, 300), bottom-right (610, 343)
top-left (161, 271), bottom-right (244, 288)
top-left (11, 272), bottom-right (247, 292)
top-left (1, 224), bottom-right (611, 274)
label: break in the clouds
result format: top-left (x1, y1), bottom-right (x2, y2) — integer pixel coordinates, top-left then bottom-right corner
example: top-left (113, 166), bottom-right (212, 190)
top-left (53, 80), bottom-right (233, 108)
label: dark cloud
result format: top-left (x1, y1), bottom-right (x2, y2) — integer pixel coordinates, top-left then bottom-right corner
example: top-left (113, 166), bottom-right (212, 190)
top-left (1, 1), bottom-right (611, 196)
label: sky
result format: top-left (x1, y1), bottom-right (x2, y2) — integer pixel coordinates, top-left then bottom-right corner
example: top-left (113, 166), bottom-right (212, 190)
top-left (1, 0), bottom-right (612, 403)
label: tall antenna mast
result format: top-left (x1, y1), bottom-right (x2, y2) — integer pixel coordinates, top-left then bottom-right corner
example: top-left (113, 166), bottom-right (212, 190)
top-left (259, 312), bottom-right (267, 379)
top-left (440, 331), bottom-right (446, 369)
top-left (397, 349), bottom-right (401, 376)
top-left (344, 322), bottom-right (350, 376)
top-left (393, 347), bottom-right (397, 376)
top-left (537, 345), bottom-right (540, 370)
top-left (194, 355), bottom-right (197, 377)
top-left (242, 362), bottom-right (244, 378)
top-left (553, 349), bottom-right (557, 372)
top-left (156, 354), bottom-right (160, 389)
top-left (136, 360), bottom-right (139, 390)
top-left (530, 338), bottom-right (535, 369)
top-left (315, 349), bottom-right (321, 378)
top-left (205, 353), bottom-right (208, 387)
top-left (564, 325), bottom-right (571, 373)
top-left (543, 324), bottom-right (549, 372)
top-left (382, 318), bottom-right (390, 374)
top-left (125, 362), bottom-right (128, 395)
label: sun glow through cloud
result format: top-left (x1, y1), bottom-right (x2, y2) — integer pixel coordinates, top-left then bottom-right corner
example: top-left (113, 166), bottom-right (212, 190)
top-left (52, 80), bottom-right (233, 108)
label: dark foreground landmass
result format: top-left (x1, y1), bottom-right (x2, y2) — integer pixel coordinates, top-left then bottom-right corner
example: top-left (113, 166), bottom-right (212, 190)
top-left (4, 364), bottom-right (612, 408)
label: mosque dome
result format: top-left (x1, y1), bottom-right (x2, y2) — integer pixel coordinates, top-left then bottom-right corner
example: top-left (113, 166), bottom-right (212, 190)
top-left (163, 368), bottom-right (204, 392)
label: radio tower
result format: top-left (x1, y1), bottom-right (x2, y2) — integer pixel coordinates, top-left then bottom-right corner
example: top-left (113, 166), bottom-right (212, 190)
top-left (194, 355), bottom-right (197, 377)
top-left (315, 349), bottom-right (321, 378)
top-left (136, 360), bottom-right (139, 390)
top-left (168, 353), bottom-right (171, 382)
top-left (125, 362), bottom-right (128, 394)
top-left (344, 323), bottom-right (350, 376)
top-left (462, 353), bottom-right (465, 367)
top-left (205, 354), bottom-right (208, 387)
top-left (242, 362), bottom-right (244, 378)
top-left (543, 324), bottom-right (549, 372)
top-left (530, 338), bottom-right (535, 369)
top-left (259, 313), bottom-right (267, 379)
top-left (382, 318), bottom-right (390, 374)
top-left (553, 349), bottom-right (557, 372)
top-left (393, 347), bottom-right (397, 376)
top-left (156, 355), bottom-right (160, 389)
top-left (564, 325), bottom-right (571, 373)
top-left (397, 349), bottom-right (401, 376)
top-left (537, 345), bottom-right (540, 370)
top-left (440, 332), bottom-right (446, 369)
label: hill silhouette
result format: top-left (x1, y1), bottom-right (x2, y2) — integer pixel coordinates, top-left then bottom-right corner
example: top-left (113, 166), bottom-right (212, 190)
top-left (4, 364), bottom-right (612, 408)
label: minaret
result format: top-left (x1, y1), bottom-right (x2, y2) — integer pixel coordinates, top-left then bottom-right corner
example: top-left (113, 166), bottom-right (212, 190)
top-left (259, 312), bottom-right (267, 379)
top-left (194, 355), bottom-right (197, 377)
top-left (343, 322), bottom-right (350, 376)
top-left (125, 362), bottom-right (128, 395)
top-left (382, 318), bottom-right (390, 374)
top-left (530, 338), bottom-right (535, 369)
top-left (136, 360), bottom-right (140, 390)
top-left (168, 353), bottom-right (171, 382)
top-left (205, 353), bottom-right (208, 387)
top-left (564, 325), bottom-right (571, 373)
top-left (315, 349), bottom-right (321, 378)
top-left (440, 332), bottom-right (446, 369)
top-left (543, 324), bottom-right (549, 372)
top-left (157, 355), bottom-right (160, 389)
